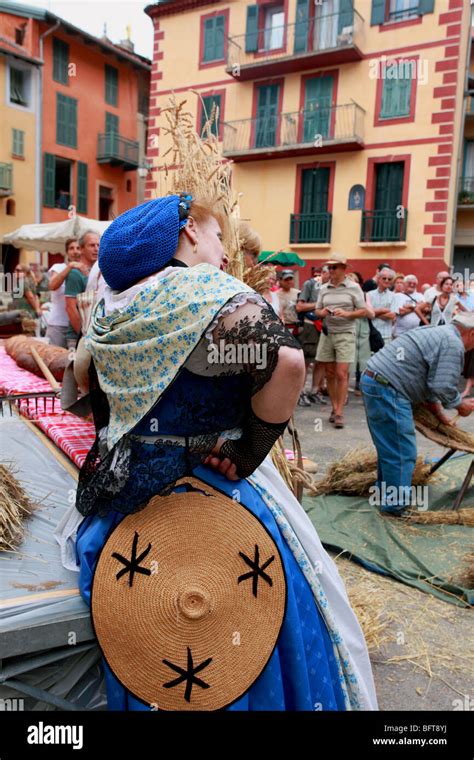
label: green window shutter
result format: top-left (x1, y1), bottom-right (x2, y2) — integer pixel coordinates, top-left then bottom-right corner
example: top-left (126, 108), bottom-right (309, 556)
top-left (77, 162), bottom-right (88, 214)
top-left (105, 65), bottom-right (119, 106)
top-left (303, 76), bottom-right (333, 140)
top-left (418, 0), bottom-right (435, 15)
top-left (294, 0), bottom-right (310, 53)
top-left (57, 94), bottom-right (77, 147)
top-left (374, 162), bottom-right (404, 210)
top-left (245, 5), bottom-right (259, 53)
top-left (68, 98), bottom-right (77, 148)
top-left (105, 112), bottom-right (119, 133)
top-left (380, 73), bottom-right (412, 119)
top-left (300, 168), bottom-right (330, 214)
top-left (56, 93), bottom-right (67, 144)
top-left (53, 37), bottom-right (69, 84)
top-left (203, 15), bottom-right (225, 62)
top-left (370, 0), bottom-right (386, 25)
top-left (214, 15), bottom-right (225, 59)
top-left (338, 0), bottom-right (354, 33)
top-left (43, 153), bottom-right (55, 207)
top-left (380, 78), bottom-right (395, 118)
top-left (105, 112), bottom-right (119, 156)
top-left (200, 95), bottom-right (222, 137)
top-left (397, 74), bottom-right (412, 116)
top-left (12, 128), bottom-right (24, 156)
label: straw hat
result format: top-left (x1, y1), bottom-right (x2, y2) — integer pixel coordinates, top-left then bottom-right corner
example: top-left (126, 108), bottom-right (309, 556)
top-left (91, 477), bottom-right (287, 711)
top-left (324, 253), bottom-right (348, 267)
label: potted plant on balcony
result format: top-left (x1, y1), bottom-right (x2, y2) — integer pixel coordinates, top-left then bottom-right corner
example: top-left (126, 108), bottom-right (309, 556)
top-left (459, 190), bottom-right (472, 205)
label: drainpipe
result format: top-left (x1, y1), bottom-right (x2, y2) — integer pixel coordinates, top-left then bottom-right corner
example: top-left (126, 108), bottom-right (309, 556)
top-left (37, 18), bottom-right (60, 264)
top-left (449, 17), bottom-right (472, 276)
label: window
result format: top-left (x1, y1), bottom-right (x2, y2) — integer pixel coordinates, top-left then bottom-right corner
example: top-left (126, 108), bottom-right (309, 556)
top-left (290, 166), bottom-right (332, 243)
top-left (53, 37), bottom-right (69, 85)
top-left (12, 129), bottom-right (25, 157)
top-left (388, 0), bottom-right (420, 22)
top-left (361, 161), bottom-right (407, 242)
top-left (202, 14), bottom-right (225, 63)
top-left (56, 93), bottom-right (77, 148)
top-left (6, 199), bottom-right (16, 216)
top-left (302, 76), bottom-right (333, 142)
top-left (200, 94), bottom-right (222, 138)
top-left (43, 154), bottom-right (72, 209)
top-left (255, 83), bottom-right (280, 148)
top-left (105, 64), bottom-right (119, 106)
top-left (9, 67), bottom-right (27, 106)
top-left (15, 26), bottom-right (26, 45)
top-left (380, 70), bottom-right (412, 119)
top-left (370, 0), bottom-right (435, 25)
top-left (126, 179), bottom-right (132, 192)
top-left (263, 5), bottom-right (284, 51)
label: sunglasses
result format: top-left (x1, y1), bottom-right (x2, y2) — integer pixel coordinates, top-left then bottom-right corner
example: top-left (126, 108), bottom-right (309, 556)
top-left (381, 277), bottom-right (393, 281)
top-left (327, 265), bottom-right (340, 271)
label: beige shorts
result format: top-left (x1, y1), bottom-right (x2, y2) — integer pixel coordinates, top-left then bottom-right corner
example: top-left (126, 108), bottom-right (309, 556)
top-left (316, 331), bottom-right (356, 364)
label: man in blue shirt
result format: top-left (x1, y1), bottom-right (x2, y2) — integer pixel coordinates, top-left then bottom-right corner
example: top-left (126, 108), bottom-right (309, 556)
top-left (360, 313), bottom-right (474, 515)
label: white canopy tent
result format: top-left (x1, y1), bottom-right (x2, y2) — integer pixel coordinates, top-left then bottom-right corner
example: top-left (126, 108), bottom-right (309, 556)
top-left (2, 216), bottom-right (111, 255)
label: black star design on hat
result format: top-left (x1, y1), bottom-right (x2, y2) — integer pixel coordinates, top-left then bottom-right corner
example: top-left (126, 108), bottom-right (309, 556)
top-left (112, 531), bottom-right (152, 587)
top-left (238, 544), bottom-right (275, 598)
top-left (162, 647), bottom-right (212, 703)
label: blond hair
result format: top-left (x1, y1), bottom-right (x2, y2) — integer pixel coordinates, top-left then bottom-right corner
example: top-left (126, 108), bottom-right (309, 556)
top-left (239, 222), bottom-right (261, 258)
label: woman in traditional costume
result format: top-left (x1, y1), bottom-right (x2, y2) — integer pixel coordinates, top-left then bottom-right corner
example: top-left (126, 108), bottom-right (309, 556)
top-left (70, 194), bottom-right (377, 712)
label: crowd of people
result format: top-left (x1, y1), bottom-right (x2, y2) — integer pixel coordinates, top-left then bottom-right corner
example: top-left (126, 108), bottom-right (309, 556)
top-left (264, 259), bottom-right (474, 428)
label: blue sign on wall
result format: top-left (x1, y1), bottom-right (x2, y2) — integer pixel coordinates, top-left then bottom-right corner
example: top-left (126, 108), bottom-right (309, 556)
top-left (348, 185), bottom-right (365, 210)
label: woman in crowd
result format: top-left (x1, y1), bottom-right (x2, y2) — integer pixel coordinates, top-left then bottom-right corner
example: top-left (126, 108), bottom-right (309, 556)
top-left (415, 275), bottom-right (466, 326)
top-left (65, 194), bottom-right (377, 712)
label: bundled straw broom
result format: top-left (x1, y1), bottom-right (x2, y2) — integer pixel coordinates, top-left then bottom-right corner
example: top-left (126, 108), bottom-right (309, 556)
top-left (404, 509), bottom-right (474, 527)
top-left (414, 406), bottom-right (474, 453)
top-left (0, 464), bottom-right (33, 551)
top-left (310, 447), bottom-right (433, 497)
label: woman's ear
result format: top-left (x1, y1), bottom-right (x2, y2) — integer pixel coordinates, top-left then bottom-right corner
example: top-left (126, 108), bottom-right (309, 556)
top-left (182, 215), bottom-right (198, 245)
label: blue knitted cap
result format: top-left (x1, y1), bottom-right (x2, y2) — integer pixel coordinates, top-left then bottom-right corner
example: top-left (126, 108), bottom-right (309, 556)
top-left (98, 194), bottom-right (192, 291)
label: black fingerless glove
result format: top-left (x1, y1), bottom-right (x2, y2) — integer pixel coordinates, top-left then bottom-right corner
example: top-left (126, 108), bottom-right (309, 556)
top-left (219, 409), bottom-right (289, 479)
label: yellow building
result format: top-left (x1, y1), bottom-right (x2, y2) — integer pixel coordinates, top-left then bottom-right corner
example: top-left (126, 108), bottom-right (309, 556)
top-left (453, 5), bottom-right (474, 277)
top-left (0, 30), bottom-right (41, 268)
top-left (145, 0), bottom-right (472, 283)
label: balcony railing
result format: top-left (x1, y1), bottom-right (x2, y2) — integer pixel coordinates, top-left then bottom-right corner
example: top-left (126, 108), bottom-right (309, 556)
top-left (360, 209), bottom-right (408, 243)
top-left (387, 5), bottom-right (420, 22)
top-left (458, 177), bottom-right (474, 205)
top-left (223, 103), bottom-right (364, 159)
top-left (227, 8), bottom-right (364, 79)
top-left (290, 213), bottom-right (332, 244)
top-left (97, 133), bottom-right (139, 170)
top-left (0, 163), bottom-right (13, 196)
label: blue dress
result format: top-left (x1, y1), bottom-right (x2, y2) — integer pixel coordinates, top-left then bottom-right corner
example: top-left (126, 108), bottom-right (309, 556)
top-left (75, 369), bottom-right (348, 710)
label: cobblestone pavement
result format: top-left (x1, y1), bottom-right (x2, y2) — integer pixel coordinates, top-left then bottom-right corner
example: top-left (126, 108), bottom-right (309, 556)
top-left (293, 379), bottom-right (473, 712)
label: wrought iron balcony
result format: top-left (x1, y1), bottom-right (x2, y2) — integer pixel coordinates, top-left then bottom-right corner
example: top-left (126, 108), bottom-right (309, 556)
top-left (290, 213), bottom-right (332, 244)
top-left (458, 177), bottom-right (474, 206)
top-left (0, 163), bottom-right (13, 197)
top-left (223, 103), bottom-right (364, 161)
top-left (226, 8), bottom-right (364, 80)
top-left (97, 133), bottom-right (139, 170)
top-left (360, 209), bottom-right (408, 243)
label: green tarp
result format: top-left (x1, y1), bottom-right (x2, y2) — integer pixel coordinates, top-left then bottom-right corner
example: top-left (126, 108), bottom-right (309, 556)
top-left (303, 454), bottom-right (474, 607)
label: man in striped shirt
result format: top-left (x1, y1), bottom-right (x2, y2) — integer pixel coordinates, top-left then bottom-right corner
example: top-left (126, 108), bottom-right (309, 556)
top-left (360, 313), bottom-right (474, 514)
